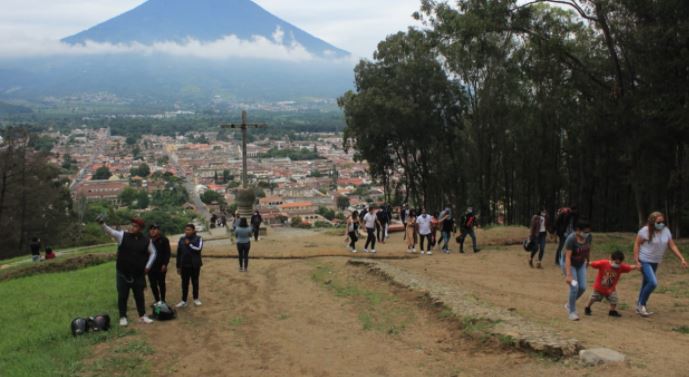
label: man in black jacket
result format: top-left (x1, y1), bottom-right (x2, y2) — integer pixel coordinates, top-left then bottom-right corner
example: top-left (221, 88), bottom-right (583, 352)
top-left (250, 211), bottom-right (263, 241)
top-left (148, 224), bottom-right (171, 304)
top-left (176, 224), bottom-right (204, 308)
top-left (100, 217), bottom-right (157, 327)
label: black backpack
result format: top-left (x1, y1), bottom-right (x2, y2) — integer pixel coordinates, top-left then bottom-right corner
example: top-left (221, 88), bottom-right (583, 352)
top-left (152, 302), bottom-right (176, 321)
top-left (71, 318), bottom-right (89, 336)
top-left (91, 314), bottom-right (111, 331)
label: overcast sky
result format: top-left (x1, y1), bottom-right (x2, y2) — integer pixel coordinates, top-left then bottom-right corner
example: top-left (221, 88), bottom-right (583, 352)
top-left (0, 0), bottom-right (422, 59)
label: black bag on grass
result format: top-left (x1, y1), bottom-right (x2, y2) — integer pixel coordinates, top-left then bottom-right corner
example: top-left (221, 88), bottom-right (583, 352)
top-left (71, 318), bottom-right (89, 336)
top-left (91, 314), bottom-right (111, 331)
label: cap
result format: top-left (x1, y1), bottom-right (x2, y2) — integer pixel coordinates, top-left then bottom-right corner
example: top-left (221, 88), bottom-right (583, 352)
top-left (131, 218), bottom-right (145, 228)
top-left (149, 224), bottom-right (160, 230)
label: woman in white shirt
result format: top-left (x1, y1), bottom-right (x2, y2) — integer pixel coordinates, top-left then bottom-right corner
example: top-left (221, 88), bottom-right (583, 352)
top-left (633, 211), bottom-right (688, 317)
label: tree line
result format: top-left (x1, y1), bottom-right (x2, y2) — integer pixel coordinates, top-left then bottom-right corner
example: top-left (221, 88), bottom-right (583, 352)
top-left (339, 0), bottom-right (689, 235)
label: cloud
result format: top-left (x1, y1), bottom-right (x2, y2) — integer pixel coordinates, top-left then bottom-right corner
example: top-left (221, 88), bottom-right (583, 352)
top-left (0, 31), bottom-right (324, 62)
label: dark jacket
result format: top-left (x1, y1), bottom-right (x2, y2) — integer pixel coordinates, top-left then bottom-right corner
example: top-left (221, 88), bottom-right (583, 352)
top-left (30, 241), bottom-right (41, 256)
top-left (176, 234), bottom-right (203, 269)
top-left (250, 214), bottom-right (263, 227)
top-left (460, 213), bottom-right (477, 231)
top-left (151, 236), bottom-right (171, 270)
top-left (118, 232), bottom-right (151, 277)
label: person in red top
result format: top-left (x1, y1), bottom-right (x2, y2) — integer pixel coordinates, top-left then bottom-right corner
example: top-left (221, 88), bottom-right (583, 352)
top-left (584, 250), bottom-right (638, 317)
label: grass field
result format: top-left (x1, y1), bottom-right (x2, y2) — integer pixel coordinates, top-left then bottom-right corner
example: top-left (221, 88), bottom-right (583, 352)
top-left (0, 262), bottom-right (150, 377)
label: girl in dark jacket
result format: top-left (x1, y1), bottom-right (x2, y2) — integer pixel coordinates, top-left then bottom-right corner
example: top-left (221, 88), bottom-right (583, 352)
top-left (176, 224), bottom-right (204, 308)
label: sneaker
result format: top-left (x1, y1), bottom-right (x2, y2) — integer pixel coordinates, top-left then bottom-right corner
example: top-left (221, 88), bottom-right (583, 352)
top-left (364, 249), bottom-right (369, 253)
top-left (421, 251), bottom-right (425, 255)
top-left (585, 307), bottom-right (592, 316)
top-left (608, 310), bottom-right (622, 318)
top-left (139, 315), bottom-right (154, 324)
top-left (568, 312), bottom-right (580, 321)
top-left (412, 249), bottom-right (416, 253)
top-left (351, 248), bottom-right (358, 253)
top-left (119, 317), bottom-right (128, 327)
top-left (193, 299), bottom-right (203, 307)
top-left (176, 301), bottom-right (188, 308)
top-left (564, 303), bottom-right (570, 313)
top-left (536, 262), bottom-right (543, 269)
top-left (370, 250), bottom-right (376, 254)
top-left (427, 251), bottom-right (432, 255)
top-left (407, 248), bottom-right (412, 253)
top-left (636, 305), bottom-right (653, 317)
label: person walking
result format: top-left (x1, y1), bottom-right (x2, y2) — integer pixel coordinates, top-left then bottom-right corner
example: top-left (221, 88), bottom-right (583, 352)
top-left (235, 218), bottom-right (253, 272)
top-left (176, 224), bottom-right (204, 308)
top-left (148, 224), bottom-right (171, 304)
top-left (528, 209), bottom-right (547, 269)
top-left (439, 208), bottom-right (455, 253)
top-left (417, 209), bottom-right (433, 255)
top-left (99, 217), bottom-right (157, 326)
top-left (345, 211), bottom-right (360, 253)
top-left (30, 237), bottom-right (41, 262)
top-left (633, 211), bottom-right (688, 317)
top-left (362, 206), bottom-right (381, 253)
top-left (250, 210), bottom-right (263, 241)
top-left (376, 204), bottom-right (389, 244)
top-left (563, 221), bottom-right (592, 321)
top-left (553, 206), bottom-right (578, 266)
top-left (458, 207), bottom-right (481, 253)
top-left (405, 210), bottom-right (417, 253)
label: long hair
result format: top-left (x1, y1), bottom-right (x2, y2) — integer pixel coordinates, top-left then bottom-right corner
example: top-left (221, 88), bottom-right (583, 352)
top-left (351, 211), bottom-right (359, 221)
top-left (646, 211), bottom-right (664, 243)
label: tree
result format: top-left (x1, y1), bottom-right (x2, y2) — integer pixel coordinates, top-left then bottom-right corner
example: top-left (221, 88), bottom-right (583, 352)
top-left (336, 196), bottom-right (350, 210)
top-left (200, 190), bottom-right (226, 205)
top-left (93, 166), bottom-right (112, 180)
top-left (118, 187), bottom-right (139, 207)
top-left (137, 163), bottom-right (150, 178)
top-left (316, 206), bottom-right (336, 221)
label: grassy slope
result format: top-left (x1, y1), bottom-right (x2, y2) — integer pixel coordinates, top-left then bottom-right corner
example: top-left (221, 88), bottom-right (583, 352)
top-left (0, 262), bottom-right (136, 377)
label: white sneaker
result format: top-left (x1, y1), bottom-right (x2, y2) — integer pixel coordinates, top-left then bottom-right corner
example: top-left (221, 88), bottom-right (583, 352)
top-left (564, 303), bottom-right (570, 313)
top-left (636, 305), bottom-right (653, 317)
top-left (421, 251), bottom-right (425, 255)
top-left (370, 250), bottom-right (376, 254)
top-left (351, 248), bottom-right (357, 253)
top-left (427, 251), bottom-right (433, 255)
top-left (407, 248), bottom-right (411, 253)
top-left (364, 249), bottom-right (369, 253)
top-left (139, 315), bottom-right (154, 324)
top-left (119, 317), bottom-right (128, 327)
top-left (193, 299), bottom-right (203, 307)
top-left (176, 301), bottom-right (188, 308)
top-left (568, 312), bottom-right (580, 321)
top-left (412, 249), bottom-right (416, 253)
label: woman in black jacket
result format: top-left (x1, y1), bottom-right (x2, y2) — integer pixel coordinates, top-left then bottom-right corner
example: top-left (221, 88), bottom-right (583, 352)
top-left (176, 224), bottom-right (204, 308)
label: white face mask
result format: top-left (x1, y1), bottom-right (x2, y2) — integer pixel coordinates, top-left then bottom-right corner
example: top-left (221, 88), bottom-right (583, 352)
top-left (611, 262), bottom-right (620, 269)
top-left (579, 231), bottom-right (591, 239)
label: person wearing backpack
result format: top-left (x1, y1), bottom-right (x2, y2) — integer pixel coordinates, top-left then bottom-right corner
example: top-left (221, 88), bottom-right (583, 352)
top-left (99, 217), bottom-right (157, 327)
top-left (235, 217), bottom-right (253, 272)
top-left (458, 207), bottom-right (480, 254)
top-left (176, 224), bottom-right (204, 308)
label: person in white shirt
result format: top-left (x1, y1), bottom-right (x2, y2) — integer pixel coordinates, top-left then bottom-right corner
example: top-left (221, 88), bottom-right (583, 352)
top-left (633, 211), bottom-right (687, 317)
top-left (416, 209), bottom-right (433, 255)
top-left (361, 206), bottom-right (382, 253)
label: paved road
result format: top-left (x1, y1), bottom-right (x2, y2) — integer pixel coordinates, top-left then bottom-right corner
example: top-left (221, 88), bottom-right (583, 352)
top-left (166, 147), bottom-right (211, 222)
top-left (70, 127), bottom-right (110, 190)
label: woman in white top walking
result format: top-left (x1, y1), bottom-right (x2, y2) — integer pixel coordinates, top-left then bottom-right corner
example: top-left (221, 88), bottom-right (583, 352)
top-left (633, 211), bottom-right (688, 317)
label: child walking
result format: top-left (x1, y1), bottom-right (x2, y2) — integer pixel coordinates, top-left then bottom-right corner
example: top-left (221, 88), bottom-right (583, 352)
top-left (585, 251), bottom-right (637, 317)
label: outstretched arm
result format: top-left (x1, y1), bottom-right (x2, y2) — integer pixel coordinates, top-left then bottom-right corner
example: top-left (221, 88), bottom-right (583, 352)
top-left (668, 239), bottom-right (688, 268)
top-left (101, 224), bottom-right (124, 245)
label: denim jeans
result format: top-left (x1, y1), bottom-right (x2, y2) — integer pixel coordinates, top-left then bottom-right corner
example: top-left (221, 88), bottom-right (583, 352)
top-left (567, 265), bottom-right (587, 314)
top-left (555, 234), bottom-right (567, 266)
top-left (441, 231), bottom-right (451, 251)
top-left (530, 232), bottom-right (546, 261)
top-left (637, 261), bottom-right (659, 306)
top-left (459, 229), bottom-right (478, 252)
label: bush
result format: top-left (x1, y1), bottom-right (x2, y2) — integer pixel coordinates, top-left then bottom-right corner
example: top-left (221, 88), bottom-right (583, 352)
top-left (314, 221), bottom-right (333, 228)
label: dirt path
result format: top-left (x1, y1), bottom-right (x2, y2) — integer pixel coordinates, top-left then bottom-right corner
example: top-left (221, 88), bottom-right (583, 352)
top-left (86, 228), bottom-right (689, 377)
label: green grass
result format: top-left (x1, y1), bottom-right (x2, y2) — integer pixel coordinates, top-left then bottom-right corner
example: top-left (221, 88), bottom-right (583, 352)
top-left (311, 264), bottom-right (415, 335)
top-left (672, 326), bottom-right (689, 335)
top-left (1, 244), bottom-right (116, 265)
top-left (0, 261), bottom-right (133, 377)
top-left (229, 316), bottom-right (246, 327)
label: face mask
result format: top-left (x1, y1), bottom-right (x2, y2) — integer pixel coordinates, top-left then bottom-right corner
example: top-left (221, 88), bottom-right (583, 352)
top-left (579, 232), bottom-right (591, 239)
top-left (611, 263), bottom-right (620, 269)
top-left (655, 223), bottom-right (665, 231)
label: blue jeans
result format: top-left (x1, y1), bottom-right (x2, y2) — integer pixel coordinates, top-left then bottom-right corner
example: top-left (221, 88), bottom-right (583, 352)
top-left (567, 265), bottom-right (587, 314)
top-left (637, 261), bottom-right (659, 306)
top-left (441, 231), bottom-right (451, 251)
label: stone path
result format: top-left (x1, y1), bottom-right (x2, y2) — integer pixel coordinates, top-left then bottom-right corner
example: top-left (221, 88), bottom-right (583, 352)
top-left (349, 259), bottom-right (583, 357)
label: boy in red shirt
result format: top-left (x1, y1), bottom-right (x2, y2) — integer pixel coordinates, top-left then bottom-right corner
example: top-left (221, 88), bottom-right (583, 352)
top-left (585, 250), bottom-right (638, 317)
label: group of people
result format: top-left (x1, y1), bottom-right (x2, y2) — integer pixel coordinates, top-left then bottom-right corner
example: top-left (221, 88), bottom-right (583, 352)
top-left (526, 208), bottom-right (688, 321)
top-left (345, 204), bottom-right (481, 255)
top-left (98, 210), bottom-right (263, 327)
top-left (29, 237), bottom-right (56, 262)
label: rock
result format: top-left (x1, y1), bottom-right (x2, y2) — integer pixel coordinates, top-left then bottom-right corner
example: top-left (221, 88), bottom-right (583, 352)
top-left (579, 348), bottom-right (626, 365)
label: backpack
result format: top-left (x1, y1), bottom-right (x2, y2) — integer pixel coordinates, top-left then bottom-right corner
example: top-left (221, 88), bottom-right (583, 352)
top-left (523, 238), bottom-right (536, 253)
top-left (71, 318), bottom-right (89, 336)
top-left (152, 302), bottom-right (176, 321)
top-left (462, 214), bottom-right (475, 229)
top-left (91, 314), bottom-right (111, 331)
